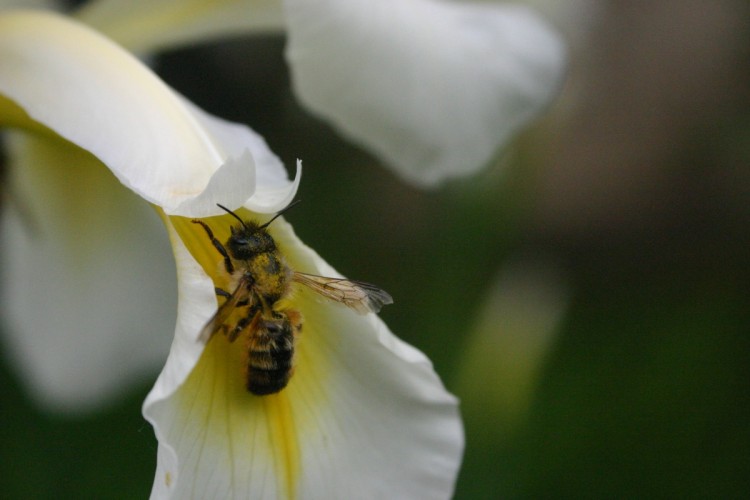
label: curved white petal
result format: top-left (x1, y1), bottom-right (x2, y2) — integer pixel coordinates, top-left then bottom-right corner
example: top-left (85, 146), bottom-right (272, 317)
top-left (0, 133), bottom-right (176, 412)
top-left (284, 0), bottom-right (567, 186)
top-left (144, 214), bottom-right (463, 499)
top-left (177, 98), bottom-right (302, 214)
top-left (75, 0), bottom-right (284, 55)
top-left (0, 10), bottom-right (296, 217)
top-left (144, 215), bottom-right (216, 499)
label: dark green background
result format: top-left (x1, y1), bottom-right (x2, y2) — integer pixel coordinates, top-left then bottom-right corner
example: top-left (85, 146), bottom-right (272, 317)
top-left (2, 3), bottom-right (749, 498)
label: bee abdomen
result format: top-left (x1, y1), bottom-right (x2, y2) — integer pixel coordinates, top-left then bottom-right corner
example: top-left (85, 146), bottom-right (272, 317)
top-left (246, 365), bottom-right (293, 395)
top-left (246, 337), bottom-right (295, 396)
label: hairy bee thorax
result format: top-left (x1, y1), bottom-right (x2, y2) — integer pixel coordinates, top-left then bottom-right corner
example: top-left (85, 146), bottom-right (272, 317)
top-left (228, 224), bottom-right (293, 303)
top-left (244, 252), bottom-right (293, 304)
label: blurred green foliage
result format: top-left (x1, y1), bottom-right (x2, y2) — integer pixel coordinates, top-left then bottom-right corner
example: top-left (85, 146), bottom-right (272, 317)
top-left (2, 9), bottom-right (750, 498)
top-left (0, 362), bottom-right (154, 498)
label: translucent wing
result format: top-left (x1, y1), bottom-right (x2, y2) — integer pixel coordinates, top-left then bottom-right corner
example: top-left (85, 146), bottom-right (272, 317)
top-left (293, 272), bottom-right (393, 314)
top-left (197, 276), bottom-right (255, 343)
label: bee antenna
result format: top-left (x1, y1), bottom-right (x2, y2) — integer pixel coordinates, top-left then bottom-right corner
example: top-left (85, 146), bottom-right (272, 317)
top-left (260, 199), bottom-right (302, 229)
top-left (216, 204), bottom-right (248, 228)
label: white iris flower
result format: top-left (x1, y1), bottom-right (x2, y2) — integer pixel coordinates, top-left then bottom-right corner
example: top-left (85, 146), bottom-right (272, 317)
top-left (0, 10), bottom-right (463, 499)
top-left (2, 0), bottom-right (565, 496)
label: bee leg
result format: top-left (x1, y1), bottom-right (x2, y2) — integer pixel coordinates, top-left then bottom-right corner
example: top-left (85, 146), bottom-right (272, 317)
top-left (215, 287), bottom-right (250, 307)
top-left (228, 311), bottom-right (260, 342)
top-left (191, 219), bottom-right (234, 274)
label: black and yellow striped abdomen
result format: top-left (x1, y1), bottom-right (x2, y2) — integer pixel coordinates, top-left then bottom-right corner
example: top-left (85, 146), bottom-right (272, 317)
top-left (245, 310), bottom-right (301, 396)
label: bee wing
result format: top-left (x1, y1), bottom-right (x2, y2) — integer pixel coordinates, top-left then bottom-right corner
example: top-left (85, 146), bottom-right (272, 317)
top-left (293, 272), bottom-right (393, 314)
top-left (198, 278), bottom-right (255, 343)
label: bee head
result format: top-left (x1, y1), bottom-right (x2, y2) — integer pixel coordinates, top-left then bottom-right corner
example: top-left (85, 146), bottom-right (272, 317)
top-left (217, 201), bottom-right (300, 260)
top-left (228, 222), bottom-right (276, 259)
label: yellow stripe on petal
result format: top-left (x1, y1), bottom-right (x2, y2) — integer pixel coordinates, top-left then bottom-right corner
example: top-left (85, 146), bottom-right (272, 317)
top-left (263, 393), bottom-right (299, 500)
top-left (163, 209), bottom-right (339, 499)
top-left (169, 213), bottom-right (233, 290)
top-left (170, 328), bottom-right (301, 498)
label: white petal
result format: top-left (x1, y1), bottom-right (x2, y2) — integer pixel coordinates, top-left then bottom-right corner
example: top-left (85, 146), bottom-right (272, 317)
top-left (142, 216), bottom-right (224, 499)
top-left (75, 0), bottom-right (284, 54)
top-left (142, 216), bottom-right (217, 424)
top-left (143, 215), bottom-right (463, 499)
top-left (284, 0), bottom-right (567, 186)
top-left (0, 133), bottom-right (176, 412)
top-left (245, 158), bottom-right (301, 213)
top-left (176, 99), bottom-right (301, 215)
top-left (0, 10), bottom-right (295, 217)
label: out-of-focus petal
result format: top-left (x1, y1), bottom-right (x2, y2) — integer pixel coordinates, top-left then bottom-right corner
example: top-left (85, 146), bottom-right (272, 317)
top-left (456, 256), bottom-right (569, 436)
top-left (74, 0), bottom-right (284, 55)
top-left (0, 0), bottom-right (54, 9)
top-left (143, 212), bottom-right (463, 499)
top-left (284, 0), bottom-right (567, 186)
top-left (0, 10), bottom-right (296, 217)
top-left (519, 0), bottom-right (603, 46)
top-left (0, 133), bottom-right (176, 412)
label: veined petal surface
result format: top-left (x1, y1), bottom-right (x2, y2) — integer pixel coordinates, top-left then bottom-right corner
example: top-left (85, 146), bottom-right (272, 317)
top-left (0, 10), bottom-right (297, 217)
top-left (144, 212), bottom-right (463, 499)
top-left (283, 0), bottom-right (567, 186)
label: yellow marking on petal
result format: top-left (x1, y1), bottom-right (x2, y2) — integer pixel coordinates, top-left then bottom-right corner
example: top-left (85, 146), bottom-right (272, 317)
top-left (263, 393), bottom-right (300, 500)
top-left (166, 304), bottom-right (306, 498)
top-left (164, 471), bottom-right (172, 488)
top-left (170, 214), bottom-right (235, 289)
top-left (166, 210), bottom-right (318, 498)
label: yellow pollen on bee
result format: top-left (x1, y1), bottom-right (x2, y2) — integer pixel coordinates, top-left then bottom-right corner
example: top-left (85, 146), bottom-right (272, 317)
top-left (246, 253), bottom-right (287, 295)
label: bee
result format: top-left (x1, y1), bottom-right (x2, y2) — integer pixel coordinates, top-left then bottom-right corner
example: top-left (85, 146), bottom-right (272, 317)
top-left (192, 202), bottom-right (392, 396)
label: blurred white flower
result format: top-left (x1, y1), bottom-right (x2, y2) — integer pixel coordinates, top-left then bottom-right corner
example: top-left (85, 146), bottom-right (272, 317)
top-left (74, 0), bottom-right (567, 185)
top-left (0, 10), bottom-right (463, 498)
top-left (5, 0), bottom-right (567, 189)
top-left (283, 0), bottom-right (567, 186)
